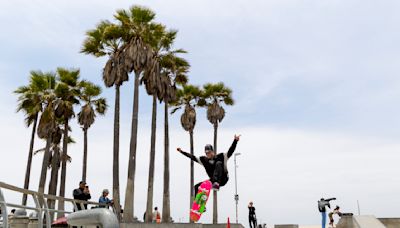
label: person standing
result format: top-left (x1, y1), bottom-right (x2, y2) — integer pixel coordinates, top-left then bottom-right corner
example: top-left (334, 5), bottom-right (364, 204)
top-left (73, 181), bottom-right (91, 210)
top-left (98, 189), bottom-right (113, 208)
top-left (152, 207), bottom-right (161, 223)
top-left (318, 197), bottom-right (336, 228)
top-left (248, 201), bottom-right (257, 228)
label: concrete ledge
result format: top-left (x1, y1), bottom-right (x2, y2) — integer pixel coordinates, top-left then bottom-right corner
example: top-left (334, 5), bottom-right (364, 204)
top-left (120, 223), bottom-right (244, 228)
top-left (67, 208), bottom-right (118, 228)
top-left (275, 225), bottom-right (298, 228)
top-left (378, 218), bottom-right (400, 228)
top-left (337, 214), bottom-right (358, 228)
top-left (354, 215), bottom-right (385, 228)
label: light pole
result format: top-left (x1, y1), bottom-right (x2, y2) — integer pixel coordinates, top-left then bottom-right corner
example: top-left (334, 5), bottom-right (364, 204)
top-left (234, 153), bottom-right (241, 224)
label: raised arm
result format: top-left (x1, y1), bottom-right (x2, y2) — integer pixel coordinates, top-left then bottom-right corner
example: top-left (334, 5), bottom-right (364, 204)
top-left (227, 134), bottom-right (241, 158)
top-left (177, 148), bottom-right (201, 164)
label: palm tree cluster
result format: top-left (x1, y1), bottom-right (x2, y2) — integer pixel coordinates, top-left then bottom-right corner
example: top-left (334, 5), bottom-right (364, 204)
top-left (15, 69), bottom-right (107, 215)
top-left (16, 4), bottom-right (234, 224)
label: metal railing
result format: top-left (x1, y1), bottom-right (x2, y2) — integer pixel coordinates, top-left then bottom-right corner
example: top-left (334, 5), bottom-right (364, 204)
top-left (0, 181), bottom-right (112, 228)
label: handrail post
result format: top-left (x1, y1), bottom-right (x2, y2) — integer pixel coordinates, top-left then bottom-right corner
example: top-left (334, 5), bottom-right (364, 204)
top-left (0, 187), bottom-right (9, 228)
top-left (42, 195), bottom-right (52, 228)
top-left (72, 200), bottom-right (77, 212)
top-left (0, 182), bottom-right (118, 228)
top-left (32, 193), bottom-right (43, 228)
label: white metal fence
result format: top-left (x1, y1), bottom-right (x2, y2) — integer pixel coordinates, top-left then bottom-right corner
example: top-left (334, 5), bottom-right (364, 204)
top-left (0, 181), bottom-right (112, 228)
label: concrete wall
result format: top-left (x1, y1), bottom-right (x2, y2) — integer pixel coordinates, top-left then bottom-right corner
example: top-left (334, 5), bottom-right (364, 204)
top-left (378, 218), bottom-right (400, 228)
top-left (120, 223), bottom-right (244, 228)
top-left (275, 225), bottom-right (298, 228)
top-left (336, 215), bottom-right (400, 228)
top-left (336, 215), bottom-right (359, 228)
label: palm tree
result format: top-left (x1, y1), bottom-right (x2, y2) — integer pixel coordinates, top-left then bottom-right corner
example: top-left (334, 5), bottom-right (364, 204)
top-left (202, 82), bottom-right (234, 224)
top-left (81, 20), bottom-right (129, 220)
top-left (35, 124), bottom-right (72, 216)
top-left (83, 6), bottom-right (159, 221)
top-left (14, 71), bottom-right (52, 205)
top-left (54, 68), bottom-right (81, 217)
top-left (37, 103), bottom-right (56, 201)
top-left (78, 81), bottom-right (108, 182)
top-left (141, 26), bottom-right (189, 223)
top-left (49, 131), bottom-right (73, 213)
top-left (171, 85), bottom-right (204, 221)
top-left (46, 125), bottom-right (62, 216)
top-left (159, 50), bottom-right (189, 223)
top-left (112, 6), bottom-right (159, 222)
top-left (36, 74), bottom-right (57, 200)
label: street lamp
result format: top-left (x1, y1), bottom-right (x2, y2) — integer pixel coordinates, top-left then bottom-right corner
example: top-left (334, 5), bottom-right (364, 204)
top-left (234, 153), bottom-right (241, 224)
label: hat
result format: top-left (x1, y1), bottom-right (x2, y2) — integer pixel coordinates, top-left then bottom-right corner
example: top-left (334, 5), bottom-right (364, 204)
top-left (205, 144), bottom-right (214, 152)
top-left (103, 189), bottom-right (109, 194)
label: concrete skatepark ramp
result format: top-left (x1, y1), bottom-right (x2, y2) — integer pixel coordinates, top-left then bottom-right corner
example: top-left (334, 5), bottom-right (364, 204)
top-left (378, 218), bottom-right (400, 228)
top-left (354, 215), bottom-right (386, 228)
top-left (337, 214), bottom-right (400, 228)
top-left (120, 224), bottom-right (244, 228)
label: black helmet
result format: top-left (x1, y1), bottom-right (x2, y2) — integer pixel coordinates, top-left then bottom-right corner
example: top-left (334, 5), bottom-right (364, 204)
top-left (205, 144), bottom-right (214, 152)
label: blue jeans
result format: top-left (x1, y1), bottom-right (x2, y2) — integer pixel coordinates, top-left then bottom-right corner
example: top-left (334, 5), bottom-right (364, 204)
top-left (321, 212), bottom-right (326, 228)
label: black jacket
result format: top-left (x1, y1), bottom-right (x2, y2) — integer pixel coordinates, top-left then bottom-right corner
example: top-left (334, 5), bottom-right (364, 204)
top-left (73, 188), bottom-right (91, 210)
top-left (180, 139), bottom-right (238, 178)
top-left (318, 198), bottom-right (335, 212)
top-left (248, 206), bottom-right (256, 217)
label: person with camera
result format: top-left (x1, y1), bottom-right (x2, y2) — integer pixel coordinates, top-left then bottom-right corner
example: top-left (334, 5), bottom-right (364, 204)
top-left (73, 181), bottom-right (91, 210)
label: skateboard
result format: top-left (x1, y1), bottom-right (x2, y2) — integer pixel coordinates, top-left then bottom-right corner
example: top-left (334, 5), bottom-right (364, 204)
top-left (190, 180), bottom-right (212, 222)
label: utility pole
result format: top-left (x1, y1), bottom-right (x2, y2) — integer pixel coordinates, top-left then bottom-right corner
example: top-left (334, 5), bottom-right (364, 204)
top-left (234, 153), bottom-right (241, 224)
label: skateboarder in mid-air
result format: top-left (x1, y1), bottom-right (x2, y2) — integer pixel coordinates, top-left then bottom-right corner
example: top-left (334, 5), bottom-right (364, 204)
top-left (177, 134), bottom-right (241, 192)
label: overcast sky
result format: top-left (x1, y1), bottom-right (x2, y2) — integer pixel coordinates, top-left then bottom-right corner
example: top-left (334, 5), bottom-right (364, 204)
top-left (1, 0), bottom-right (400, 226)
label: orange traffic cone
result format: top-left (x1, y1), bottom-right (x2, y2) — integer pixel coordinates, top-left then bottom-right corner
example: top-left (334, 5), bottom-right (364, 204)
top-left (227, 217), bottom-right (231, 228)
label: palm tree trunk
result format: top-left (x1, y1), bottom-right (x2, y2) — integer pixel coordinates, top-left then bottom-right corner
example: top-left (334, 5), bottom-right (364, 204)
top-left (145, 95), bottom-right (157, 222)
top-left (82, 128), bottom-right (88, 182)
top-left (57, 119), bottom-right (69, 218)
top-left (213, 122), bottom-right (218, 224)
top-left (124, 72), bottom-right (141, 222)
top-left (22, 114), bottom-right (38, 205)
top-left (113, 85), bottom-right (122, 220)
top-left (162, 102), bottom-right (170, 223)
top-left (38, 136), bottom-right (52, 205)
top-left (48, 146), bottom-right (60, 220)
top-left (189, 130), bottom-right (194, 223)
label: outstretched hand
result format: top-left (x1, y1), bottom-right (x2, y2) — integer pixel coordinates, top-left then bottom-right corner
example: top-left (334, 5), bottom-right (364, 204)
top-left (234, 134), bottom-right (241, 141)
